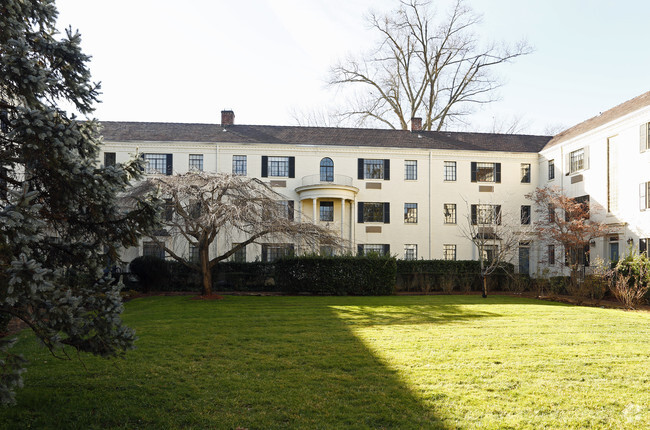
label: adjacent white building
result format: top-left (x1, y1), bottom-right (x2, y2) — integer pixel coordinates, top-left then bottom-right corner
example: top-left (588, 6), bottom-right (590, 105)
top-left (100, 92), bottom-right (650, 277)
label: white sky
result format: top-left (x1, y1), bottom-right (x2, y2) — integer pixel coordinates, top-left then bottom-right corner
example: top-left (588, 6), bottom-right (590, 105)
top-left (55, 0), bottom-right (650, 135)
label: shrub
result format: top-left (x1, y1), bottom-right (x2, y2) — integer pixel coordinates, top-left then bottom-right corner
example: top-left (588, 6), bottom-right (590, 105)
top-left (275, 255), bottom-right (396, 295)
top-left (548, 276), bottom-right (570, 295)
top-left (609, 251), bottom-right (650, 309)
top-left (129, 256), bottom-right (170, 292)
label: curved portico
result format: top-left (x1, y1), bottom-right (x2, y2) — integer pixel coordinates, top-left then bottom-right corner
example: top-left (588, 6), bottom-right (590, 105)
top-left (295, 174), bottom-right (359, 243)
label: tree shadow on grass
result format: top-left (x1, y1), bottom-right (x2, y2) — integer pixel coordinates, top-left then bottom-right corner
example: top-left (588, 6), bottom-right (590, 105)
top-left (0, 296), bottom-right (510, 429)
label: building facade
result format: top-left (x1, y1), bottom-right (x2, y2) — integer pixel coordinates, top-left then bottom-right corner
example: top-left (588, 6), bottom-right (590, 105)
top-left (100, 92), bottom-right (650, 276)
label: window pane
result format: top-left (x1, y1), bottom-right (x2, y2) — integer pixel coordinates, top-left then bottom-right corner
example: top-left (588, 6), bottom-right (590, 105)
top-left (144, 154), bottom-right (167, 174)
top-left (404, 244), bottom-right (417, 260)
top-left (364, 159), bottom-right (384, 179)
top-left (232, 155), bottom-right (247, 175)
top-left (443, 244), bottom-right (456, 261)
top-left (521, 205), bottom-right (531, 224)
top-left (268, 156), bottom-right (289, 177)
top-left (404, 203), bottom-right (417, 223)
top-left (320, 158), bottom-right (334, 182)
top-left (444, 161), bottom-right (456, 181)
top-left (476, 162), bottom-right (495, 182)
top-left (320, 201), bottom-right (334, 222)
top-left (570, 149), bottom-right (584, 173)
top-left (521, 163), bottom-right (531, 183)
top-left (405, 160), bottom-right (417, 180)
top-left (444, 203), bottom-right (456, 224)
top-left (189, 245), bottom-right (199, 263)
top-left (548, 160), bottom-right (555, 180)
top-left (189, 154), bottom-right (203, 171)
top-left (143, 241), bottom-right (164, 259)
top-left (363, 202), bottom-right (384, 222)
top-left (104, 152), bottom-right (116, 167)
top-left (363, 244), bottom-right (386, 256)
top-left (231, 243), bottom-right (246, 262)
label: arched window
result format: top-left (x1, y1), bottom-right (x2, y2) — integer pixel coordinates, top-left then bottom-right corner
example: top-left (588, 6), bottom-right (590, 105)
top-left (320, 157), bottom-right (334, 182)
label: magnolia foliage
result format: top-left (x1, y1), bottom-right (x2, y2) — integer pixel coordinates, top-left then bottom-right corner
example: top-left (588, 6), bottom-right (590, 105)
top-left (0, 0), bottom-right (157, 404)
top-left (130, 172), bottom-right (342, 296)
top-left (329, 0), bottom-right (531, 131)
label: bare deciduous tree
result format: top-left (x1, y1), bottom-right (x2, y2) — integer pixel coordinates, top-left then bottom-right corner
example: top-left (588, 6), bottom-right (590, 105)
top-left (527, 187), bottom-right (611, 289)
top-left (329, 0), bottom-right (532, 131)
top-left (458, 200), bottom-right (529, 297)
top-left (129, 173), bottom-right (342, 296)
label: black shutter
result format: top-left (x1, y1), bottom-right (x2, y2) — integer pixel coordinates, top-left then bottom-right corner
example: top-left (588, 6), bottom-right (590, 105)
top-left (289, 244), bottom-right (295, 256)
top-left (584, 244), bottom-right (590, 267)
top-left (288, 200), bottom-right (294, 221)
top-left (139, 153), bottom-right (146, 172)
top-left (288, 157), bottom-right (295, 178)
top-left (471, 204), bottom-right (477, 225)
top-left (261, 245), bottom-right (268, 262)
top-left (358, 202), bottom-right (364, 223)
top-left (640, 238), bottom-right (647, 254)
top-left (642, 123), bottom-right (648, 152)
top-left (261, 156), bottom-right (268, 177)
top-left (496, 205), bottom-right (502, 225)
top-left (358, 244), bottom-right (364, 256)
top-left (382, 244), bottom-right (390, 256)
top-left (384, 159), bottom-right (390, 180)
top-left (383, 202), bottom-right (390, 223)
top-left (495, 163), bottom-right (501, 183)
top-left (166, 154), bottom-right (173, 175)
top-left (358, 159), bottom-right (364, 179)
top-left (471, 162), bottom-right (477, 182)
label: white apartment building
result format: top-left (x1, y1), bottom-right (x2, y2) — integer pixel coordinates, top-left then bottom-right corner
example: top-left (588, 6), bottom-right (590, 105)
top-left (100, 92), bottom-right (650, 277)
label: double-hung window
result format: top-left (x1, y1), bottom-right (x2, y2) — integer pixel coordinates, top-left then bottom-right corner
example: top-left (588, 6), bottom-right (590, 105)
top-left (358, 202), bottom-right (390, 223)
top-left (404, 244), bottom-right (417, 260)
top-left (444, 161), bottom-right (457, 181)
top-left (262, 244), bottom-right (293, 262)
top-left (320, 201), bottom-right (334, 221)
top-left (231, 243), bottom-right (246, 262)
top-left (443, 244), bottom-right (456, 261)
top-left (358, 158), bottom-right (390, 180)
top-left (570, 149), bottom-right (584, 173)
top-left (104, 152), bottom-right (116, 167)
top-left (320, 158), bottom-right (334, 182)
top-left (404, 203), bottom-right (418, 223)
top-left (404, 160), bottom-right (417, 180)
top-left (261, 156), bottom-right (295, 178)
top-left (641, 123), bottom-right (650, 152)
top-left (189, 154), bottom-right (203, 171)
top-left (521, 205), bottom-right (531, 225)
top-left (471, 204), bottom-right (501, 225)
top-left (232, 155), bottom-right (247, 175)
top-left (521, 163), bottom-right (531, 183)
top-left (444, 204), bottom-right (456, 224)
top-left (358, 244), bottom-right (390, 256)
top-left (548, 159), bottom-right (555, 180)
top-left (471, 162), bottom-right (501, 183)
top-left (144, 153), bottom-right (172, 175)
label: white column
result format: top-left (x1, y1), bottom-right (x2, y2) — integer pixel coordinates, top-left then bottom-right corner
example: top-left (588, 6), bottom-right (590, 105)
top-left (312, 198), bottom-right (317, 223)
top-left (340, 198), bottom-right (345, 237)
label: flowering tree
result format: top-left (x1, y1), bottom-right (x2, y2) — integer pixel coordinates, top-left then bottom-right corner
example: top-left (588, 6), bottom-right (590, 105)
top-left (128, 172), bottom-right (342, 296)
top-left (0, 0), bottom-right (157, 403)
top-left (527, 187), bottom-right (610, 287)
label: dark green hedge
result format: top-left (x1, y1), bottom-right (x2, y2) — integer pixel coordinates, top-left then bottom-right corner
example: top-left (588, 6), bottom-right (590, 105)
top-left (395, 260), bottom-right (514, 292)
top-left (274, 255), bottom-right (396, 295)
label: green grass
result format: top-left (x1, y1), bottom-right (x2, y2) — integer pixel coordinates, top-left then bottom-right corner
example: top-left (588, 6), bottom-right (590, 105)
top-left (2, 295), bottom-right (650, 429)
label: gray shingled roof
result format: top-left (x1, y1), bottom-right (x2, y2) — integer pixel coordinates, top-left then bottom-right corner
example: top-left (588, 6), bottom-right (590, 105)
top-left (100, 121), bottom-right (551, 153)
top-left (543, 91), bottom-right (650, 150)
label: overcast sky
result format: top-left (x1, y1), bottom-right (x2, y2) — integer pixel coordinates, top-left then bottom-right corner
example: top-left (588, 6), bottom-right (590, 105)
top-left (55, 0), bottom-right (650, 135)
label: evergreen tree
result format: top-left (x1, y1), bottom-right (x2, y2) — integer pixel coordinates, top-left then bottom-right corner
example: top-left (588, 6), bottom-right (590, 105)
top-left (0, 0), bottom-right (158, 404)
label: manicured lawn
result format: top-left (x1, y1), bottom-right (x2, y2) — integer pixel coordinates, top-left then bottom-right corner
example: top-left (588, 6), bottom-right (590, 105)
top-left (2, 295), bottom-right (650, 429)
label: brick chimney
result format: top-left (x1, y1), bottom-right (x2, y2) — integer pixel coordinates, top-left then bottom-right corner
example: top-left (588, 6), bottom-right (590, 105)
top-left (411, 117), bottom-right (422, 132)
top-left (221, 110), bottom-right (235, 126)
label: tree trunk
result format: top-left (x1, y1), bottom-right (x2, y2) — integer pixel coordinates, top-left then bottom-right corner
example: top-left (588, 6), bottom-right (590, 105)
top-left (482, 274), bottom-right (488, 298)
top-left (200, 245), bottom-right (212, 296)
